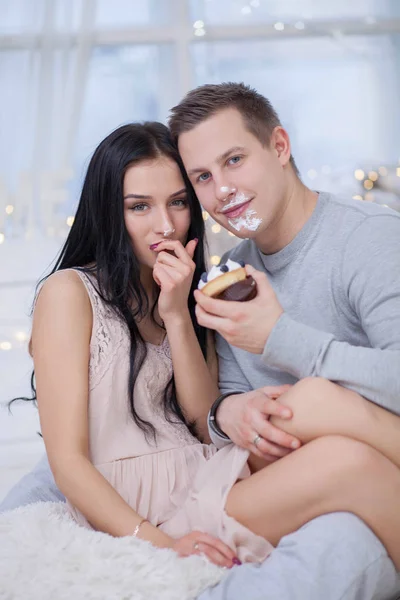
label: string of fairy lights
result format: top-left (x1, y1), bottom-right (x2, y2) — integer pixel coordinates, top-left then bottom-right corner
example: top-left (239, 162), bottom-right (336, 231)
top-left (1, 162), bottom-right (400, 352)
top-left (1, 162), bottom-right (399, 247)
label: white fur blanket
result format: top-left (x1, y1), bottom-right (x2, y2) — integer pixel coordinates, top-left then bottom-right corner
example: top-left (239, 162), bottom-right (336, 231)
top-left (0, 502), bottom-right (225, 600)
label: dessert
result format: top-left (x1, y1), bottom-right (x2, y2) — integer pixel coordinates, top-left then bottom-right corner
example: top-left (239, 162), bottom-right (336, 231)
top-left (198, 259), bottom-right (257, 302)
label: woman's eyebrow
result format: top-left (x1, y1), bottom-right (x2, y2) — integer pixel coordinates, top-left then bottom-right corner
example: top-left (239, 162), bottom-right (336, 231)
top-left (169, 188), bottom-right (186, 198)
top-left (123, 188), bottom-right (186, 201)
top-left (123, 193), bottom-right (151, 200)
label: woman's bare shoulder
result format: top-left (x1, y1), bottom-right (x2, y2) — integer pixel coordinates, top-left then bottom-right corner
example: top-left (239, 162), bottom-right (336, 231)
top-left (34, 269), bottom-right (92, 320)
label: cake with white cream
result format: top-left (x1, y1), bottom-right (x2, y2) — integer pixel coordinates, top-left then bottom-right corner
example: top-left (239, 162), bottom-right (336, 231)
top-left (198, 259), bottom-right (257, 301)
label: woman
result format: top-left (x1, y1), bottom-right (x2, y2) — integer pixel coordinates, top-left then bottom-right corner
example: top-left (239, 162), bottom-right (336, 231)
top-left (20, 122), bottom-right (400, 569)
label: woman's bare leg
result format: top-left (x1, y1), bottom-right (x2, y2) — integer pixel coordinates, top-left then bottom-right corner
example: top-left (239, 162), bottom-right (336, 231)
top-left (226, 435), bottom-right (400, 569)
top-left (268, 377), bottom-right (400, 469)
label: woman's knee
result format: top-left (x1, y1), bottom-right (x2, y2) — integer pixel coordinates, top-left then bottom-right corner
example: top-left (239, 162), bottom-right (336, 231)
top-left (285, 377), bottom-right (334, 409)
top-left (274, 378), bottom-right (332, 419)
top-left (270, 377), bottom-right (337, 441)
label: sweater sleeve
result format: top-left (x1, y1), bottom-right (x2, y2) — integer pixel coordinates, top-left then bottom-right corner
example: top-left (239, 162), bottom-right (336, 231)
top-left (207, 333), bottom-right (252, 447)
top-left (262, 214), bottom-right (400, 414)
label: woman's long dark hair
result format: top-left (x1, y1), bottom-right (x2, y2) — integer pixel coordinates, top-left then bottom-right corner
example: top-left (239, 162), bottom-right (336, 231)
top-left (12, 122), bottom-right (207, 441)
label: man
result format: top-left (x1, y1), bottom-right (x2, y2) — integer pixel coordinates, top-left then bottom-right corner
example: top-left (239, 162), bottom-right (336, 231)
top-left (2, 82), bottom-right (400, 599)
top-left (168, 82), bottom-right (400, 600)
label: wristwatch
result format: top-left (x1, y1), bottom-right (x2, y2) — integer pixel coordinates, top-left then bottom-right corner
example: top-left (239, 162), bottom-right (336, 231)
top-left (208, 390), bottom-right (244, 440)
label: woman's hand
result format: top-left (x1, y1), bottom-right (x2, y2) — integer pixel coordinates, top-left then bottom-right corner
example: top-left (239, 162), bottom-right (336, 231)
top-left (152, 238), bottom-right (197, 323)
top-left (170, 530), bottom-right (239, 568)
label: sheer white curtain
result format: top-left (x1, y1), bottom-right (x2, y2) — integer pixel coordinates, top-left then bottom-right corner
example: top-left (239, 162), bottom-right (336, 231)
top-left (0, 0), bottom-right (96, 239)
top-left (0, 0), bottom-right (174, 240)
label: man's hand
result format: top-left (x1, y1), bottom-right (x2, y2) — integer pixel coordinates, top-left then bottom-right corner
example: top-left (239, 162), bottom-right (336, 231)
top-left (194, 265), bottom-right (283, 354)
top-left (217, 386), bottom-right (301, 460)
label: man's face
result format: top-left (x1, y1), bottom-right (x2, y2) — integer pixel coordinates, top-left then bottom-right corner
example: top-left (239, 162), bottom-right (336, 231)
top-left (178, 108), bottom-right (290, 242)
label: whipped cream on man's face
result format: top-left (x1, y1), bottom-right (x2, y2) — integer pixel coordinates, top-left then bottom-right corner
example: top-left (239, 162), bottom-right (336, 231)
top-left (198, 259), bottom-right (244, 290)
top-left (219, 191), bottom-right (262, 233)
top-left (228, 209), bottom-right (262, 232)
top-left (221, 191), bottom-right (251, 213)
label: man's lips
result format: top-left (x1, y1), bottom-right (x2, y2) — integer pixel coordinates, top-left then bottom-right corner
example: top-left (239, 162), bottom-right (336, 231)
top-left (220, 199), bottom-right (252, 219)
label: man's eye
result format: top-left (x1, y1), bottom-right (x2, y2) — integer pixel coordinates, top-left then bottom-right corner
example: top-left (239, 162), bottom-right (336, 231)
top-left (197, 172), bottom-right (211, 183)
top-left (228, 156), bottom-right (241, 165)
top-left (131, 203), bottom-right (148, 212)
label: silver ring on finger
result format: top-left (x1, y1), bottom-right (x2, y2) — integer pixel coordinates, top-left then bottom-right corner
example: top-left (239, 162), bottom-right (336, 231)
top-left (193, 542), bottom-right (200, 550)
top-left (253, 434), bottom-right (263, 448)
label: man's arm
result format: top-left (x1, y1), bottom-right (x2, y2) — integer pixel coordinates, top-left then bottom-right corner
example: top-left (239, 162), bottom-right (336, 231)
top-left (263, 214), bottom-right (400, 414)
top-left (215, 334), bottom-right (253, 396)
top-left (208, 334), bottom-right (300, 458)
top-left (207, 335), bottom-right (251, 448)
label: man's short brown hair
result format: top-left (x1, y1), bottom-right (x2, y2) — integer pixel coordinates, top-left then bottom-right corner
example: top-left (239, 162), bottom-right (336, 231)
top-left (169, 82), bottom-right (298, 173)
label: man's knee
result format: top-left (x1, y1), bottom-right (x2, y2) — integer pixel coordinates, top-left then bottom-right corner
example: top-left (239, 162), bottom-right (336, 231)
top-left (281, 511), bottom-right (385, 555)
top-left (199, 514), bottom-right (398, 600)
top-left (276, 513), bottom-right (398, 600)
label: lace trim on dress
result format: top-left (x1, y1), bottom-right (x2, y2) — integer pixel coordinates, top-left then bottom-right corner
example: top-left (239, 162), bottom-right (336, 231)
top-left (146, 336), bottom-right (171, 360)
top-left (142, 343), bottom-right (198, 447)
top-left (73, 270), bottom-right (127, 391)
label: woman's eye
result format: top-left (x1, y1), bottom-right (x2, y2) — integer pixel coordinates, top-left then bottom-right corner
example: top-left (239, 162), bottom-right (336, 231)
top-left (131, 203), bottom-right (148, 212)
top-left (197, 172), bottom-right (211, 183)
top-left (228, 156), bottom-right (241, 165)
top-left (171, 198), bottom-right (187, 207)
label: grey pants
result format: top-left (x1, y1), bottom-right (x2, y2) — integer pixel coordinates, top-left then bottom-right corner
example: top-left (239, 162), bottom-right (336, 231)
top-left (2, 456), bottom-right (400, 600)
top-left (198, 513), bottom-right (400, 600)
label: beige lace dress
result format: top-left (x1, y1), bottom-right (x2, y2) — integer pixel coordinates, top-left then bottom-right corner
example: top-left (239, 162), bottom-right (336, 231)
top-left (67, 269), bottom-right (272, 563)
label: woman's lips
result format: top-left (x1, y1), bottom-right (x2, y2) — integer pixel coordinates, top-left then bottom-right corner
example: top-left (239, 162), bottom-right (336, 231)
top-left (221, 200), bottom-right (252, 219)
top-left (150, 241), bottom-right (176, 256)
top-left (150, 242), bottom-right (161, 250)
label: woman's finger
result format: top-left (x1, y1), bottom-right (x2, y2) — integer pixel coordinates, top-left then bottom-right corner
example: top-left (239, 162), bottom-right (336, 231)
top-left (185, 238), bottom-right (198, 259)
top-left (156, 250), bottom-right (191, 273)
top-left (154, 240), bottom-right (192, 264)
top-left (153, 264), bottom-right (176, 287)
top-left (155, 263), bottom-right (185, 284)
top-left (199, 544), bottom-right (232, 568)
top-left (195, 532), bottom-right (236, 562)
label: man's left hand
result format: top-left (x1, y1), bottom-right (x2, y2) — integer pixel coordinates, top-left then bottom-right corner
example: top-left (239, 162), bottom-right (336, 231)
top-left (194, 264), bottom-right (283, 354)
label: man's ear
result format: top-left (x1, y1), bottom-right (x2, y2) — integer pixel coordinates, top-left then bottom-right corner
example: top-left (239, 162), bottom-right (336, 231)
top-left (271, 126), bottom-right (292, 167)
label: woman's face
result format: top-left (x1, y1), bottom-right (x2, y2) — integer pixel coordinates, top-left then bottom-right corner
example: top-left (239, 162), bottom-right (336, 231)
top-left (123, 156), bottom-right (191, 270)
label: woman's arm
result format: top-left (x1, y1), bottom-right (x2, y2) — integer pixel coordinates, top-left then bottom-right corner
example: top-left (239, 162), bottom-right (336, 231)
top-left (153, 240), bottom-right (220, 442)
top-left (166, 321), bottom-right (219, 442)
top-left (32, 270), bottom-right (171, 547)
